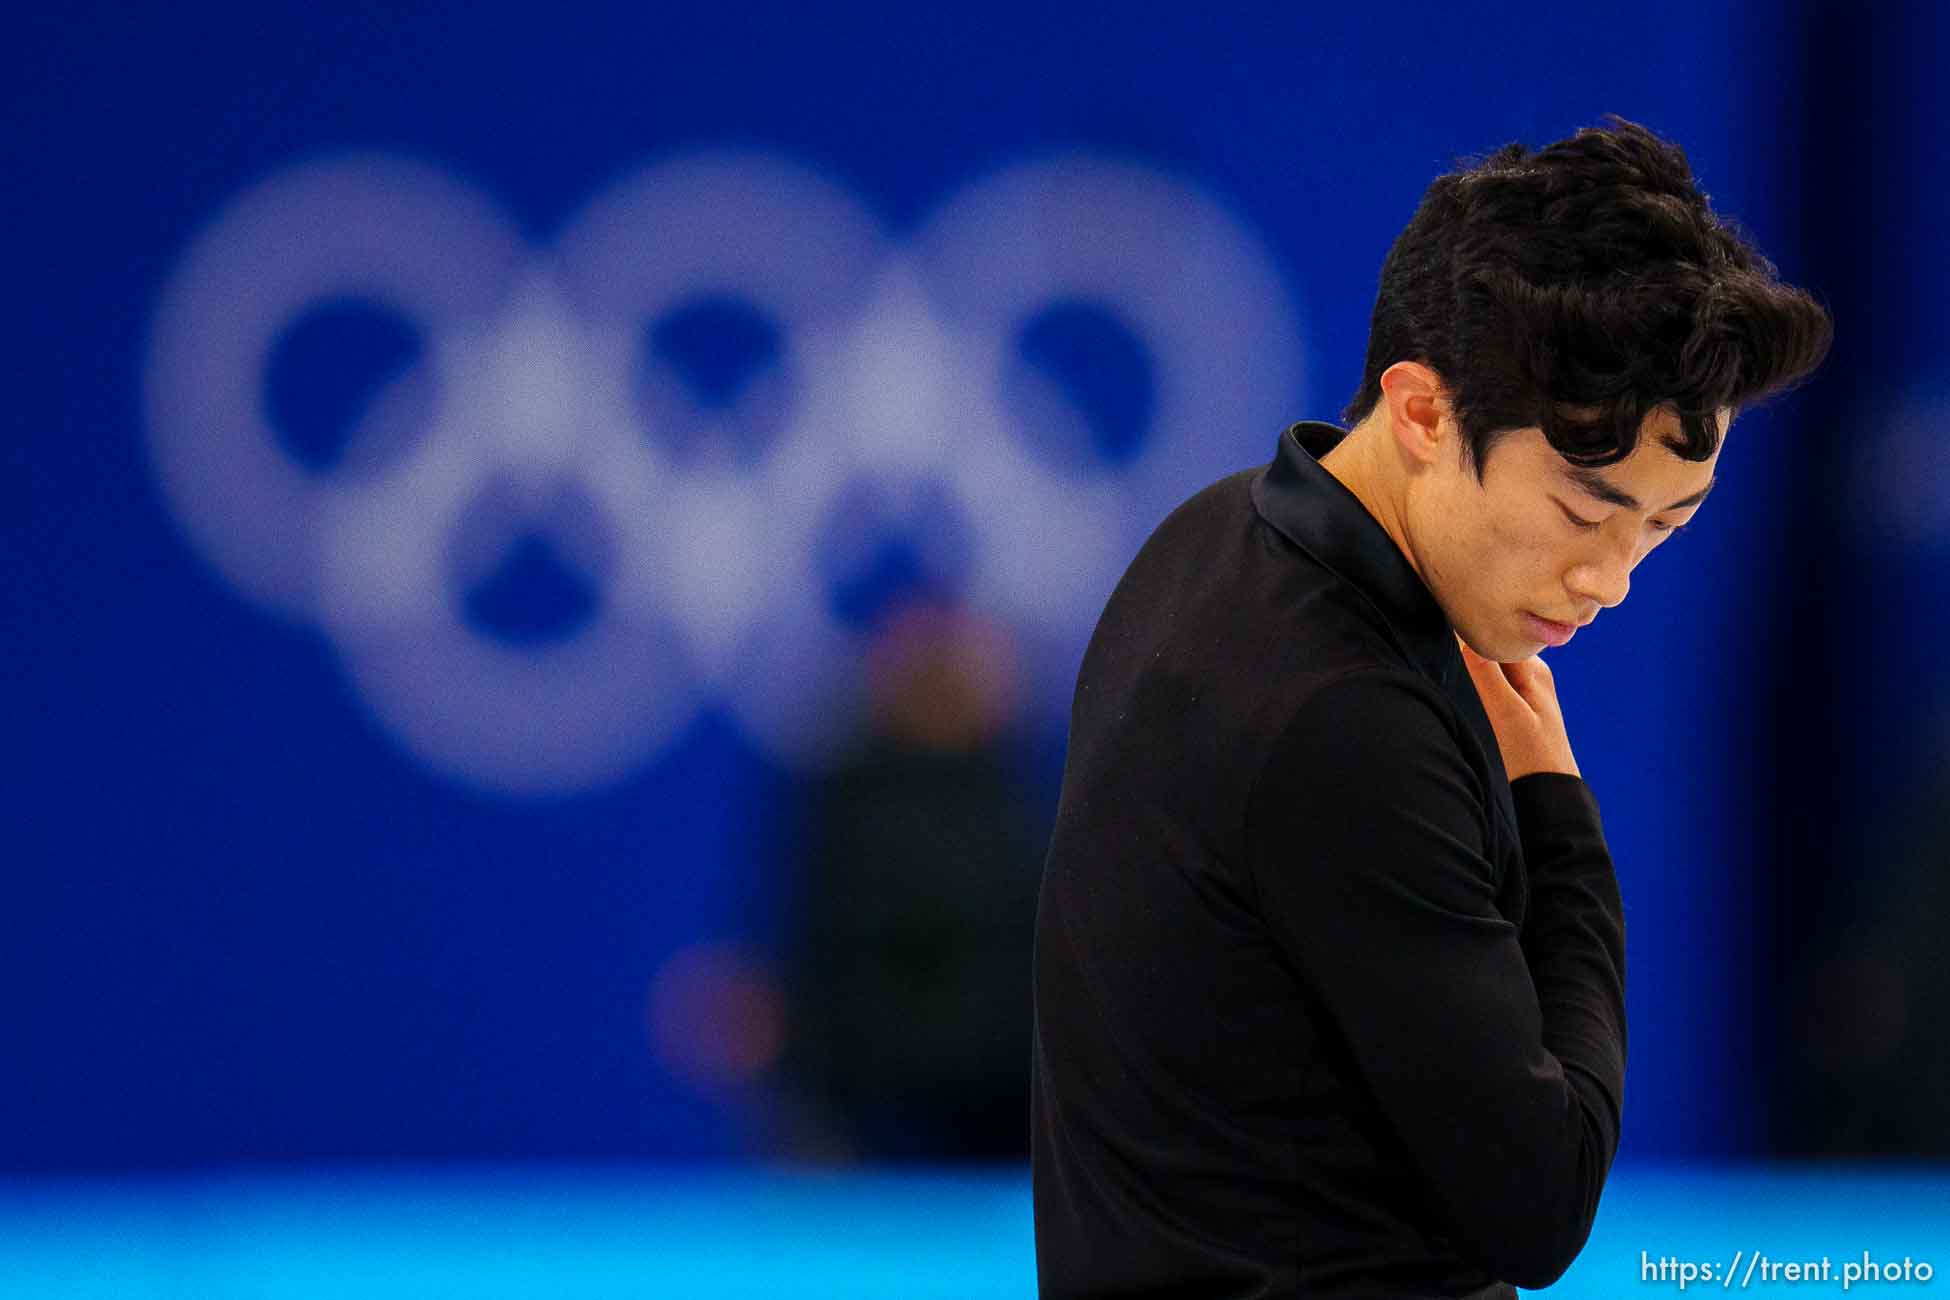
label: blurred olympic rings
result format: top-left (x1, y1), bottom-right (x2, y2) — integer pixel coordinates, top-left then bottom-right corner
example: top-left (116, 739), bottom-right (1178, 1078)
top-left (143, 150), bottom-right (1304, 794)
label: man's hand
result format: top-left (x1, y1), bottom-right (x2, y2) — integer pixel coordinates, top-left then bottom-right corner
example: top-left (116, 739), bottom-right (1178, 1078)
top-left (1458, 637), bottom-right (1581, 780)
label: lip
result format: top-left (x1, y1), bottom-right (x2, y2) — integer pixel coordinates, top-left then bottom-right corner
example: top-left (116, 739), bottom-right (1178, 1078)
top-left (1523, 612), bottom-right (1577, 648)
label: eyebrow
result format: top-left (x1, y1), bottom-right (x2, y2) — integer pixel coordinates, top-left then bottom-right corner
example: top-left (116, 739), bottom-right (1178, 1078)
top-left (1566, 468), bottom-right (1717, 514)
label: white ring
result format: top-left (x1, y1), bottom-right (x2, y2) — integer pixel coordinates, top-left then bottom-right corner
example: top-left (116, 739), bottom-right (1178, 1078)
top-left (143, 150), bottom-right (1306, 790)
top-left (143, 155), bottom-right (525, 620)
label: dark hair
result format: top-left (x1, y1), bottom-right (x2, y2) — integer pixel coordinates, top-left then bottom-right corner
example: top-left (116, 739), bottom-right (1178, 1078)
top-left (1342, 116), bottom-right (1832, 475)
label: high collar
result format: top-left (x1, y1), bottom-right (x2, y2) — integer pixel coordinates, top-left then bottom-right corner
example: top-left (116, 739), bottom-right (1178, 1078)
top-left (1249, 420), bottom-right (1460, 687)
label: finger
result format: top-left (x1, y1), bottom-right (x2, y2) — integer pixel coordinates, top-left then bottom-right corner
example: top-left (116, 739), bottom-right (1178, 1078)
top-left (1502, 654), bottom-right (1552, 686)
top-left (1500, 656), bottom-right (1559, 710)
top-left (1458, 636), bottom-right (1515, 677)
top-left (1458, 642), bottom-right (1503, 682)
top-left (1460, 645), bottom-right (1523, 704)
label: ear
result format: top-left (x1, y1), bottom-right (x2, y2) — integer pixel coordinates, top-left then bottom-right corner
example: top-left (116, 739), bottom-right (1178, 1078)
top-left (1376, 361), bottom-right (1451, 471)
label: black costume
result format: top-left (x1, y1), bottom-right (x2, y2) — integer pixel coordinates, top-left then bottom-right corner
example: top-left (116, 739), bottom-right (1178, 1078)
top-left (1032, 421), bottom-right (1628, 1298)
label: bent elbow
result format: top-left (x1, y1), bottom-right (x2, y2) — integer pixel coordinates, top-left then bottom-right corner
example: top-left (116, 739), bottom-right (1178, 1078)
top-left (1493, 1218), bottom-right (1595, 1291)
top-left (1474, 1156), bottom-right (1609, 1289)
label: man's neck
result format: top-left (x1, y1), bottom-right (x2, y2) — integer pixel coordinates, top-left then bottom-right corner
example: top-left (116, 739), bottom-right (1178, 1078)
top-left (1318, 417), bottom-right (1426, 587)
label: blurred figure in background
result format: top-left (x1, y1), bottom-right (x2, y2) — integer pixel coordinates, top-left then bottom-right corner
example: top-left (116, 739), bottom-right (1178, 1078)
top-left (768, 600), bottom-right (1047, 1163)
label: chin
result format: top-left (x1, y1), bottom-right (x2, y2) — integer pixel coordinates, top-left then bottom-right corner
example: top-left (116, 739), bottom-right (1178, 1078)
top-left (1461, 627), bottom-right (1532, 664)
top-left (1451, 609), bottom-right (1532, 663)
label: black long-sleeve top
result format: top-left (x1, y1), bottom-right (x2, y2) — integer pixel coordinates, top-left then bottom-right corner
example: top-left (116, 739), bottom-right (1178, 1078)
top-left (1031, 421), bottom-right (1628, 1298)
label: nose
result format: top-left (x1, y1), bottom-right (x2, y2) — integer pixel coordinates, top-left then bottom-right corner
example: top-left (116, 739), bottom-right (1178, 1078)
top-left (1565, 542), bottom-right (1633, 610)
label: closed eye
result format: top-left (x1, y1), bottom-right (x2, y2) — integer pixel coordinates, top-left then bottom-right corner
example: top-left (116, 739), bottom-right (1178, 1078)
top-left (1555, 500), bottom-right (1601, 530)
top-left (1557, 495), bottom-right (1692, 536)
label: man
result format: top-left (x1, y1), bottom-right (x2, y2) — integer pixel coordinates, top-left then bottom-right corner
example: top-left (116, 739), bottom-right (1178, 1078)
top-left (1031, 118), bottom-right (1830, 1298)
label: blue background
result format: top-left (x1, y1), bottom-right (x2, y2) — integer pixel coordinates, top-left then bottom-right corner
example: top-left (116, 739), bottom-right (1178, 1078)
top-left (5, 0), bottom-right (1945, 1290)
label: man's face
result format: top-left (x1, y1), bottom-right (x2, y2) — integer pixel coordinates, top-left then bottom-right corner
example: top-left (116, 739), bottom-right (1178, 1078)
top-left (1408, 408), bottom-right (1724, 663)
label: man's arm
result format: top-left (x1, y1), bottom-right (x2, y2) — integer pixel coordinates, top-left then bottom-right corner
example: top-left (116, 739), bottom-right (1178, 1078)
top-left (1461, 642), bottom-right (1629, 1155)
top-left (1245, 668), bottom-right (1625, 1290)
